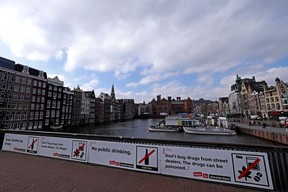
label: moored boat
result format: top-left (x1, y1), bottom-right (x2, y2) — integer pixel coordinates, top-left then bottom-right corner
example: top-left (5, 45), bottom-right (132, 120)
top-left (50, 125), bottom-right (63, 131)
top-left (183, 126), bottom-right (236, 135)
top-left (149, 115), bottom-right (199, 132)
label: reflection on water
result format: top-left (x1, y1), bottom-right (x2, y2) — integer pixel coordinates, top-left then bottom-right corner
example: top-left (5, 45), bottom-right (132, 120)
top-left (65, 119), bottom-right (277, 146)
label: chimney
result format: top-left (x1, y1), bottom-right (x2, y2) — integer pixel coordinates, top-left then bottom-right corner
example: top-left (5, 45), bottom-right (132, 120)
top-left (157, 95), bottom-right (161, 101)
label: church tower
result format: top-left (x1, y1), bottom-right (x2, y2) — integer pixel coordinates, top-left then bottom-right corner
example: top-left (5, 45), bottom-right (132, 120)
top-left (111, 84), bottom-right (115, 100)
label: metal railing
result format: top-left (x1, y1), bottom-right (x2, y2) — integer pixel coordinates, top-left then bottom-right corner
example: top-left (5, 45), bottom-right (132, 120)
top-left (0, 129), bottom-right (287, 192)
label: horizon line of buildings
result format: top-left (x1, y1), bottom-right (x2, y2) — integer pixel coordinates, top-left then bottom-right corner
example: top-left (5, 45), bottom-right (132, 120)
top-left (1, 55), bottom-right (287, 131)
top-left (0, 56), bottom-right (138, 130)
top-left (145, 76), bottom-right (288, 119)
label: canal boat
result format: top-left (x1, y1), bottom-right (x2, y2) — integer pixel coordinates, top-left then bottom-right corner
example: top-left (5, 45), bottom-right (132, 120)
top-left (183, 117), bottom-right (236, 135)
top-left (149, 115), bottom-right (200, 132)
top-left (50, 125), bottom-right (63, 131)
top-left (183, 126), bottom-right (236, 135)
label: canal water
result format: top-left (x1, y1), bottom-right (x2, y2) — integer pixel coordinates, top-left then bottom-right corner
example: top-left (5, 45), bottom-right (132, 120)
top-left (66, 118), bottom-right (278, 146)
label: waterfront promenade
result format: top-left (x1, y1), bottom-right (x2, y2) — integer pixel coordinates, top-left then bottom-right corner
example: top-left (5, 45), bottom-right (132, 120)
top-left (0, 151), bottom-right (258, 192)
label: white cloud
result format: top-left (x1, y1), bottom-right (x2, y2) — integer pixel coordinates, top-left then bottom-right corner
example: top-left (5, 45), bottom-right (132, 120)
top-left (0, 0), bottom-right (287, 84)
top-left (81, 79), bottom-right (99, 91)
top-left (1, 0), bottom-right (288, 102)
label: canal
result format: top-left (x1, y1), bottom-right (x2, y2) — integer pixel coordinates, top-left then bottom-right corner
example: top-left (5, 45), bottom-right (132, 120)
top-left (65, 118), bottom-right (282, 146)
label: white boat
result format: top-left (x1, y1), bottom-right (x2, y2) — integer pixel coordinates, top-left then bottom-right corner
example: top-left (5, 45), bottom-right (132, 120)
top-left (183, 126), bottom-right (236, 135)
top-left (149, 125), bottom-right (180, 132)
top-left (50, 125), bottom-right (63, 131)
top-left (149, 115), bottom-right (200, 132)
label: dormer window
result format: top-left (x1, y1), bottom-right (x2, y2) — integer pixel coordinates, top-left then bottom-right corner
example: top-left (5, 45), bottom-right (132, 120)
top-left (22, 66), bottom-right (29, 74)
top-left (39, 71), bottom-right (44, 78)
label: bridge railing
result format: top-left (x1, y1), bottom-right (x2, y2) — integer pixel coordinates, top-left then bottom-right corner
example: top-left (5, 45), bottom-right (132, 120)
top-left (0, 129), bottom-right (287, 192)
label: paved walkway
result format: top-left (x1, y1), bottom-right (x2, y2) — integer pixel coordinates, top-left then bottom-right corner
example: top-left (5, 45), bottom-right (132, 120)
top-left (0, 151), bottom-right (259, 192)
top-left (229, 118), bottom-right (288, 135)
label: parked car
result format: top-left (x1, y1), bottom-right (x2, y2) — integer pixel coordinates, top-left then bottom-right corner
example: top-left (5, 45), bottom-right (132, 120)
top-left (250, 115), bottom-right (262, 120)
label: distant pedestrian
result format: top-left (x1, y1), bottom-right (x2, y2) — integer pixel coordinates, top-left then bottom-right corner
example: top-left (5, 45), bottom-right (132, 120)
top-left (262, 123), bottom-right (266, 129)
top-left (283, 120), bottom-right (287, 128)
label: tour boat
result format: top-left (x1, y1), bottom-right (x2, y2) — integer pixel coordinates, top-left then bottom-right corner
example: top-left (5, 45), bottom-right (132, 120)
top-left (50, 125), bottom-right (63, 131)
top-left (183, 117), bottom-right (236, 135)
top-left (149, 115), bottom-right (200, 132)
top-left (183, 126), bottom-right (236, 135)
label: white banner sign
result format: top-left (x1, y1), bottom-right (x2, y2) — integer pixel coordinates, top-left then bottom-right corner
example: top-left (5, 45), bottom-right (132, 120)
top-left (160, 146), bottom-right (273, 190)
top-left (1, 133), bottom-right (274, 190)
top-left (2, 134), bottom-right (32, 154)
top-left (88, 141), bottom-right (160, 173)
top-left (38, 136), bottom-right (88, 162)
top-left (89, 141), bottom-right (135, 170)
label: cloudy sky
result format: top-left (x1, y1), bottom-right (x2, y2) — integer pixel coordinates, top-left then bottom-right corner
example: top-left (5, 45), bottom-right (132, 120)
top-left (0, 0), bottom-right (288, 103)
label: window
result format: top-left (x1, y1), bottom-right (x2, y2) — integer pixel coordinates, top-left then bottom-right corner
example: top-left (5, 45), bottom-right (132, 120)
top-left (35, 112), bottom-right (39, 119)
top-left (20, 86), bottom-right (25, 92)
top-left (26, 87), bottom-right (30, 93)
top-left (38, 81), bottom-right (42, 87)
top-left (27, 79), bottom-right (32, 85)
top-left (31, 104), bottom-right (35, 110)
top-left (57, 101), bottom-right (61, 108)
top-left (52, 101), bottom-right (56, 108)
top-left (51, 110), bottom-right (55, 117)
top-left (14, 85), bottom-right (19, 92)
top-left (28, 121), bottom-right (33, 129)
top-left (42, 89), bottom-right (45, 95)
top-left (276, 103), bottom-right (280, 110)
top-left (47, 100), bottom-right (51, 108)
top-left (32, 88), bottom-right (36, 94)
top-left (45, 119), bottom-right (49, 125)
top-left (46, 110), bottom-right (50, 117)
top-left (33, 80), bottom-right (38, 86)
top-left (49, 85), bottom-right (52, 90)
top-left (30, 112), bottom-right (34, 120)
top-left (33, 121), bottom-right (38, 128)
top-left (48, 91), bottom-right (52, 97)
top-left (23, 113), bottom-right (27, 120)
top-left (15, 76), bottom-right (20, 83)
top-left (21, 77), bottom-right (26, 84)
top-left (43, 82), bottom-right (46, 88)
top-left (24, 104), bottom-right (28, 110)
top-left (18, 103), bottom-right (23, 109)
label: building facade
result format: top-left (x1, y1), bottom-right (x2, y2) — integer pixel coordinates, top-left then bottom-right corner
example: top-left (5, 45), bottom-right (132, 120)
top-left (72, 86), bottom-right (82, 126)
top-left (0, 57), bottom-right (15, 129)
top-left (62, 88), bottom-right (74, 127)
top-left (44, 76), bottom-right (64, 130)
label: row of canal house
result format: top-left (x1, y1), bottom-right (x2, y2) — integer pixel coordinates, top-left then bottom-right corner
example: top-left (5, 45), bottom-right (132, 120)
top-left (228, 75), bottom-right (288, 119)
top-left (0, 56), bottom-right (136, 131)
top-left (148, 94), bottom-right (220, 117)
